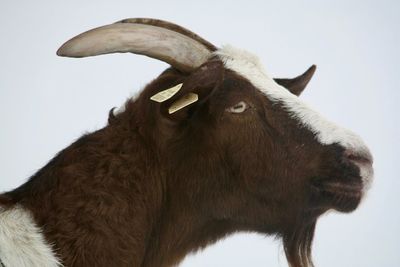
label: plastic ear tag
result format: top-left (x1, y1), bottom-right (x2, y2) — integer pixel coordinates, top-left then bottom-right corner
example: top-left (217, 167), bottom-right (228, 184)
top-left (150, 83), bottom-right (183, 103)
top-left (168, 93), bottom-right (199, 114)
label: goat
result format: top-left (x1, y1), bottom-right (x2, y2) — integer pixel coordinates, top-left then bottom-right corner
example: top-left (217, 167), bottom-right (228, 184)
top-left (0, 18), bottom-right (373, 267)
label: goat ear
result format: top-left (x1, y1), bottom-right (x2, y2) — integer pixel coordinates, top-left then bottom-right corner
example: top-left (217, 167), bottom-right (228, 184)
top-left (274, 65), bottom-right (316, 96)
top-left (154, 60), bottom-right (224, 120)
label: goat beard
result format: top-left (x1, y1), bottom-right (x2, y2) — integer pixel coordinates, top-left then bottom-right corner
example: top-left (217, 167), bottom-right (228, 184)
top-left (282, 219), bottom-right (317, 267)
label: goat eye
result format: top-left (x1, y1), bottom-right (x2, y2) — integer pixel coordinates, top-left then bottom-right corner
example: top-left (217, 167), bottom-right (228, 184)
top-left (227, 101), bottom-right (248, 113)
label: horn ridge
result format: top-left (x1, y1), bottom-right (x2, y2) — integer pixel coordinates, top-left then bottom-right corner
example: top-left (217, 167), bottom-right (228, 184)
top-left (118, 18), bottom-right (217, 51)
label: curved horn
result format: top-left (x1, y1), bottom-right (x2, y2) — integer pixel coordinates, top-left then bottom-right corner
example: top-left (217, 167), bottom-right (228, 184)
top-left (57, 18), bottom-right (214, 73)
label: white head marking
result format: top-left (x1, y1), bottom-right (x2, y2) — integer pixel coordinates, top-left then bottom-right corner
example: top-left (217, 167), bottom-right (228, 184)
top-left (214, 45), bottom-right (373, 188)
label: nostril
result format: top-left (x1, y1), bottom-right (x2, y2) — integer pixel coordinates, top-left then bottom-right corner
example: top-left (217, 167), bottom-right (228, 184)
top-left (344, 149), bottom-right (373, 165)
top-left (347, 154), bottom-right (368, 163)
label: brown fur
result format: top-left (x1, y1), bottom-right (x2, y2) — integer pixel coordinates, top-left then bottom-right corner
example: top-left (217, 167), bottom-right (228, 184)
top-left (1, 58), bottom-right (364, 267)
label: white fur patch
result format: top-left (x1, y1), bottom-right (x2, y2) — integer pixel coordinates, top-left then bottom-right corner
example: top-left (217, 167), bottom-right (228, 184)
top-left (214, 45), bottom-right (373, 188)
top-left (0, 206), bottom-right (62, 267)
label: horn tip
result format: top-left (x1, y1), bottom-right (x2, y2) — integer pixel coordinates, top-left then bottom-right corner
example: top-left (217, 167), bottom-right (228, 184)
top-left (56, 47), bottom-right (66, 57)
top-left (56, 44), bottom-right (72, 57)
top-left (56, 41), bottom-right (84, 58)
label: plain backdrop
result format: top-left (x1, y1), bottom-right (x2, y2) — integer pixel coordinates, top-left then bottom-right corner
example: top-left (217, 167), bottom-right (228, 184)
top-left (0, 1), bottom-right (399, 266)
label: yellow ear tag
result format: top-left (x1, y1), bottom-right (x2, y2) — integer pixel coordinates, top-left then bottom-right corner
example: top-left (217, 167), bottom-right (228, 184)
top-left (150, 83), bottom-right (183, 103)
top-left (168, 93), bottom-right (199, 114)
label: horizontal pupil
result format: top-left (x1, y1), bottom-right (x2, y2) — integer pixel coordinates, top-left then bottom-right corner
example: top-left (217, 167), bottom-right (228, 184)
top-left (234, 104), bottom-right (243, 109)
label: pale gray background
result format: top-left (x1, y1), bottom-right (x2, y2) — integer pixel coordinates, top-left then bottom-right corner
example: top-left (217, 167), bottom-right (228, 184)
top-left (0, 0), bottom-right (398, 266)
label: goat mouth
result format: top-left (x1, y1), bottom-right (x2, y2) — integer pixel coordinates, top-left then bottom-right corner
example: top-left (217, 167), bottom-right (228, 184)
top-left (311, 179), bottom-right (363, 212)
